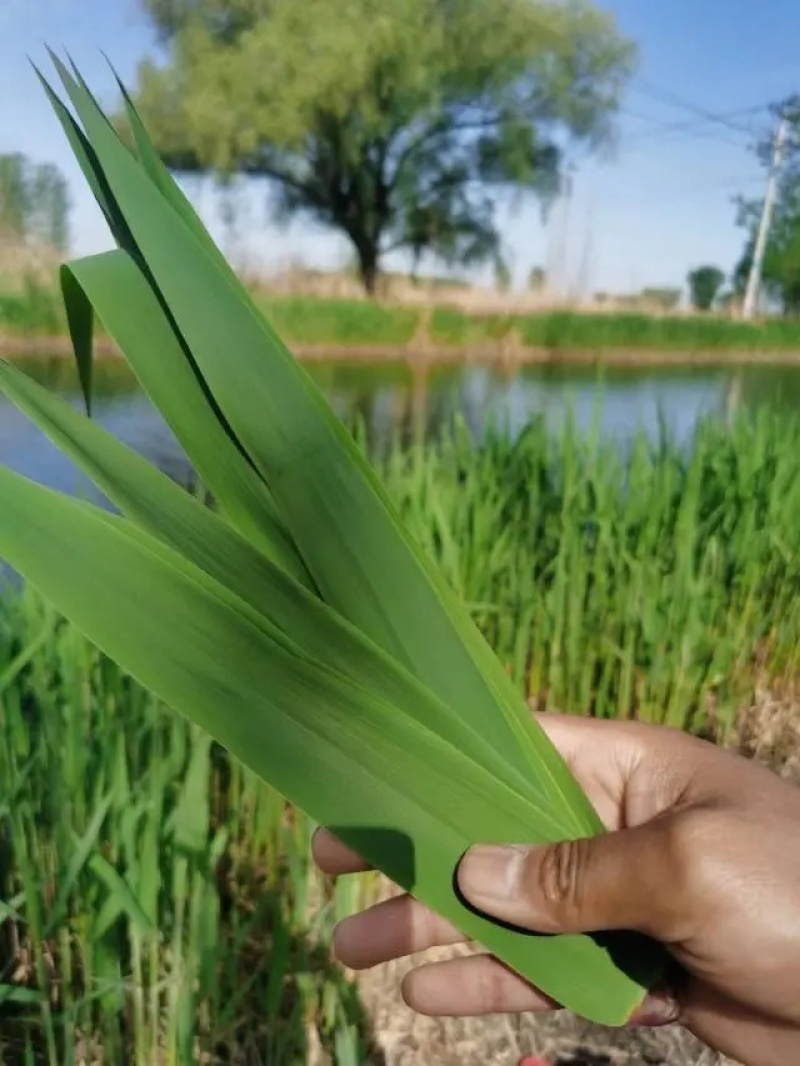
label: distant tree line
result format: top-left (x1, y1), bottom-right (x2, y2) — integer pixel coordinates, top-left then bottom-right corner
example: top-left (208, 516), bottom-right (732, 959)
top-left (0, 153), bottom-right (70, 253)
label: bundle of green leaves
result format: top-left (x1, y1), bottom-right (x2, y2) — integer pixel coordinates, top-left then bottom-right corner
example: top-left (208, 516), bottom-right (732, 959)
top-left (0, 57), bottom-right (664, 1024)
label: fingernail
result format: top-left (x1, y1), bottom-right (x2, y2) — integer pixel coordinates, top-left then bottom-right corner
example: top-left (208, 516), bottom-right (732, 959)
top-left (627, 990), bottom-right (680, 1028)
top-left (458, 845), bottom-right (525, 906)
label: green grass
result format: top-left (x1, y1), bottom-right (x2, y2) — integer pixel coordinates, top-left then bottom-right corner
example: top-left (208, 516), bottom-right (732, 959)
top-left (385, 412), bottom-right (800, 728)
top-left (255, 293), bottom-right (419, 347)
top-left (0, 277), bottom-right (65, 336)
top-left (2, 410), bottom-right (800, 1059)
top-left (429, 308), bottom-right (800, 352)
top-left (7, 283), bottom-right (800, 354)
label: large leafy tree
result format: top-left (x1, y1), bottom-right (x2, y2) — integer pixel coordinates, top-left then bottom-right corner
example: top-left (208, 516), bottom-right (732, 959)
top-left (132, 0), bottom-right (634, 292)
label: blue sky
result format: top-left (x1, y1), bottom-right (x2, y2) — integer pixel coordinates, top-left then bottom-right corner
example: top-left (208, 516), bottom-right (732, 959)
top-left (1, 0), bottom-right (799, 295)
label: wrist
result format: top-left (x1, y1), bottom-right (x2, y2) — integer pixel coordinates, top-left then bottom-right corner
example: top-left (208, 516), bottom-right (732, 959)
top-left (711, 1021), bottom-right (800, 1066)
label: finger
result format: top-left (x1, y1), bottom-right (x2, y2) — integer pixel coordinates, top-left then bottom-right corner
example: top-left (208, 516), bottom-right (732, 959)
top-left (535, 714), bottom-right (706, 828)
top-left (334, 893), bottom-right (466, 969)
top-left (626, 987), bottom-right (682, 1028)
top-left (535, 712), bottom-right (651, 765)
top-left (534, 715), bottom-right (656, 828)
top-left (312, 827), bottom-right (372, 876)
top-left (457, 821), bottom-right (681, 941)
top-left (402, 955), bottom-right (559, 1016)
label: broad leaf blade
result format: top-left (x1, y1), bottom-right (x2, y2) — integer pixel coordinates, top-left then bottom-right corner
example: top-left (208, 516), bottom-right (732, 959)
top-left (105, 55), bottom-right (236, 270)
top-left (61, 250), bottom-right (310, 587)
top-left (0, 465), bottom-right (657, 1024)
top-left (0, 359), bottom-right (550, 813)
top-left (49, 55), bottom-right (597, 835)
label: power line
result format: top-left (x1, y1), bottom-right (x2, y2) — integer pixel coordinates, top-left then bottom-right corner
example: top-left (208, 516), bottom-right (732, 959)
top-left (626, 103), bottom-right (770, 144)
top-left (618, 110), bottom-right (751, 152)
top-left (603, 173), bottom-right (766, 209)
top-left (630, 81), bottom-right (774, 138)
top-left (621, 108), bottom-right (769, 153)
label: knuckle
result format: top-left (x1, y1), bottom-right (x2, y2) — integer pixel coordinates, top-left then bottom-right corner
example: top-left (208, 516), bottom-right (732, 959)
top-left (532, 838), bottom-right (589, 920)
top-left (415, 898), bottom-right (446, 949)
top-left (474, 959), bottom-right (509, 1013)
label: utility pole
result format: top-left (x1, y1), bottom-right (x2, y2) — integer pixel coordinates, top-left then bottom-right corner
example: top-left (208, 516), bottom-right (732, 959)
top-left (742, 112), bottom-right (790, 319)
top-left (546, 167), bottom-right (574, 303)
top-left (574, 199), bottom-right (594, 305)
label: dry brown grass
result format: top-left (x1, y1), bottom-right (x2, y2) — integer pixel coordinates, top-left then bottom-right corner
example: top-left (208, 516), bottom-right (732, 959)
top-left (735, 683), bottom-right (800, 785)
top-left (0, 237), bottom-right (60, 290)
top-left (243, 264), bottom-right (747, 322)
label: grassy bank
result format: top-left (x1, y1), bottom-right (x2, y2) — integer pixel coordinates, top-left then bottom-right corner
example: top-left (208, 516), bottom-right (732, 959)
top-left (429, 306), bottom-right (800, 353)
top-left (2, 411), bottom-right (799, 1060)
top-left (5, 279), bottom-right (800, 356)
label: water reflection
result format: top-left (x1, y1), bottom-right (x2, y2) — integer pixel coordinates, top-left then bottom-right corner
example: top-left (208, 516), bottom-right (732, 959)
top-left (2, 353), bottom-right (800, 497)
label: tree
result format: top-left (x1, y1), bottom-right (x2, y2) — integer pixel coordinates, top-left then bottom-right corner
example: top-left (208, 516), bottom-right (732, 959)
top-left (528, 266), bottom-right (547, 293)
top-left (687, 265), bottom-right (725, 312)
top-left (494, 258), bottom-right (513, 293)
top-left (0, 153), bottom-right (70, 252)
top-left (131, 0), bottom-right (634, 293)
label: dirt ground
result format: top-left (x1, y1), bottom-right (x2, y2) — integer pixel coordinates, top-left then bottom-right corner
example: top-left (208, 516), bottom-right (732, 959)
top-left (358, 944), bottom-right (727, 1066)
top-left (356, 688), bottom-right (800, 1066)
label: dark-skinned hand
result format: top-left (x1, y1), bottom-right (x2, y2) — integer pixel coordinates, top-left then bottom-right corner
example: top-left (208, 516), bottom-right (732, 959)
top-left (313, 716), bottom-right (800, 1066)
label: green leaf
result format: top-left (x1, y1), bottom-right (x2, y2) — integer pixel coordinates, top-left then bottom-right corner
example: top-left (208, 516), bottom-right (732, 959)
top-left (0, 464), bottom-right (657, 1021)
top-left (102, 53), bottom-right (237, 271)
top-left (0, 985), bottom-right (47, 1007)
top-left (0, 360), bottom-right (547, 808)
top-left (60, 251), bottom-right (310, 587)
top-left (49, 47), bottom-right (597, 833)
top-left (88, 852), bottom-right (159, 939)
top-left (59, 264), bottom-right (94, 413)
top-left (44, 792), bottom-right (114, 937)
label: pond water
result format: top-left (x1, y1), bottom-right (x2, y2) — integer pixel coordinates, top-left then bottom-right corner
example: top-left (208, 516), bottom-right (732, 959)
top-left (3, 353), bottom-right (800, 497)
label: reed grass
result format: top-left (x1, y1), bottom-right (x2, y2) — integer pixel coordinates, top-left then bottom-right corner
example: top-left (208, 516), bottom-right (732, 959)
top-left (256, 293), bottom-right (419, 347)
top-left (429, 308), bottom-right (800, 353)
top-left (0, 277), bottom-right (64, 336)
top-left (384, 411), bottom-right (800, 730)
top-left (2, 409), bottom-right (800, 1060)
top-left (6, 283), bottom-right (800, 355)
top-left (0, 586), bottom-right (374, 1066)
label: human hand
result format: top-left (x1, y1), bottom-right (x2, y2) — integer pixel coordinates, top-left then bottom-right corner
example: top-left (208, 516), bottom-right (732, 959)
top-left (313, 715), bottom-right (800, 1066)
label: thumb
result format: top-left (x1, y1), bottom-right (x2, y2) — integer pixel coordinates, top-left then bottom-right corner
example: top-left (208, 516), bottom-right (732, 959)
top-left (457, 823), bottom-right (678, 941)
